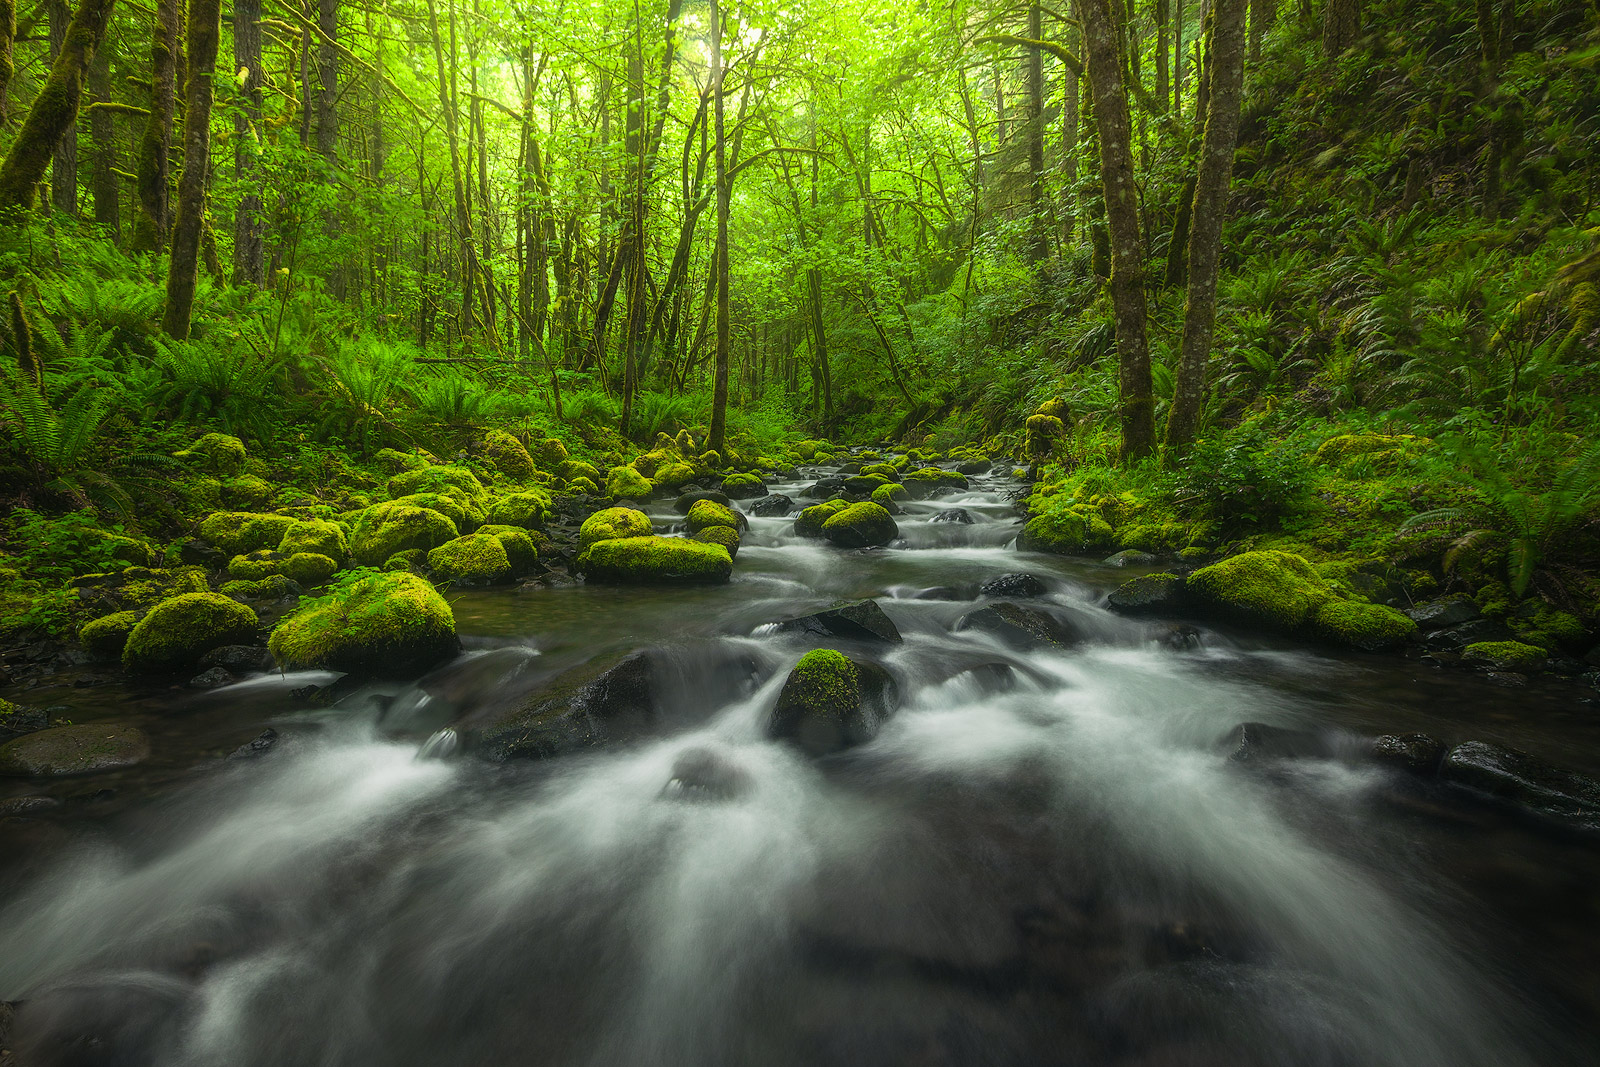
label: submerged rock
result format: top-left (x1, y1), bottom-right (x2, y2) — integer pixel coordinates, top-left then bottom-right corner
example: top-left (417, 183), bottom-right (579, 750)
top-left (1107, 573), bottom-right (1186, 615)
top-left (0, 724), bottom-right (150, 777)
top-left (228, 728), bottom-right (281, 760)
top-left (197, 645), bottom-right (274, 674)
top-left (475, 650), bottom-right (659, 760)
top-left (1369, 732), bottom-right (1447, 775)
top-left (979, 573), bottom-right (1049, 599)
top-left (955, 603), bottom-right (1082, 650)
top-left (1219, 722), bottom-right (1334, 763)
top-left (0, 700), bottom-right (49, 743)
top-left (1440, 740), bottom-right (1600, 829)
top-left (188, 667), bottom-right (236, 689)
top-left (662, 746), bottom-right (754, 802)
top-left (774, 599), bottom-right (903, 644)
top-left (268, 571), bottom-right (459, 678)
top-left (769, 649), bottom-right (898, 757)
top-left (931, 508), bottom-right (974, 524)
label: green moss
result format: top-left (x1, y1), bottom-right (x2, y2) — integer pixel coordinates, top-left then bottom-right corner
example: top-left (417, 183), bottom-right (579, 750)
top-left (558, 459), bottom-right (602, 484)
top-left (199, 511), bottom-right (298, 554)
top-left (1311, 598), bottom-right (1418, 651)
top-left (687, 499), bottom-right (740, 533)
top-left (652, 461), bottom-right (698, 490)
top-left (1017, 511), bottom-right (1091, 554)
top-left (858, 463), bottom-right (899, 480)
top-left (79, 610), bottom-right (140, 657)
top-left (277, 519), bottom-right (348, 563)
top-left (1036, 398), bottom-right (1071, 420)
top-left (102, 534), bottom-right (154, 567)
top-left (228, 551), bottom-right (284, 580)
top-left (122, 592), bottom-right (260, 673)
top-left (1508, 607), bottom-right (1588, 653)
top-left (387, 465), bottom-right (486, 501)
top-left (281, 552), bottom-right (338, 586)
top-left (393, 491), bottom-right (482, 531)
top-left (903, 467), bottom-right (969, 491)
top-left (675, 430), bottom-right (698, 453)
top-left (71, 566), bottom-right (211, 611)
top-left (175, 432), bottom-right (246, 475)
top-left (220, 475), bottom-right (275, 509)
top-left (477, 524), bottom-right (538, 570)
top-left (699, 450), bottom-right (723, 468)
top-left (1313, 434), bottom-right (1423, 470)
top-left (580, 506), bottom-right (654, 547)
top-left (606, 465), bottom-right (654, 502)
top-left (220, 575), bottom-right (297, 600)
top-left (428, 534), bottom-right (513, 583)
top-left (1187, 550), bottom-right (1335, 631)
top-left (794, 499), bottom-right (849, 538)
top-left (268, 571), bottom-right (458, 677)
top-left (484, 489), bottom-right (552, 530)
top-left (870, 483), bottom-right (907, 509)
top-left (348, 504), bottom-right (460, 566)
top-left (567, 476), bottom-right (600, 495)
top-left (483, 430), bottom-right (537, 477)
top-left (1462, 640), bottom-right (1547, 671)
top-left (533, 438), bottom-right (570, 466)
top-left (693, 524), bottom-right (741, 558)
top-left (788, 648), bottom-right (857, 705)
top-left (576, 535), bottom-right (733, 584)
top-left (383, 549), bottom-right (429, 572)
top-left (820, 501), bottom-right (898, 548)
top-left (722, 472), bottom-right (764, 491)
top-left (376, 447), bottom-right (430, 472)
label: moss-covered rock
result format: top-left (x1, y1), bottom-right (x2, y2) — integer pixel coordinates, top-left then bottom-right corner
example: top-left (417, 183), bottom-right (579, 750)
top-left (1016, 511), bottom-right (1113, 555)
top-left (1508, 607), bottom-right (1588, 654)
top-left (228, 551), bottom-right (285, 581)
top-left (687, 499), bottom-right (740, 533)
top-left (483, 430), bottom-right (537, 477)
top-left (533, 437), bottom-right (570, 466)
top-left (794, 499), bottom-right (849, 538)
top-left (693, 524), bottom-right (741, 559)
top-left (566, 476), bottom-right (600, 496)
top-left (375, 447), bottom-right (431, 472)
top-left (122, 593), bottom-right (260, 673)
top-left (722, 472), bottom-right (766, 499)
top-left (870, 483), bottom-right (907, 513)
top-left (1106, 573), bottom-right (1187, 615)
top-left (1462, 640), bottom-right (1547, 672)
top-left (383, 549), bottom-right (429, 572)
top-left (901, 467), bottom-right (969, 499)
top-left (675, 430), bottom-right (698, 453)
top-left (843, 473), bottom-right (890, 494)
top-left (70, 566), bottom-right (211, 613)
top-left (652, 461), bottom-right (698, 490)
top-left (392, 491), bottom-right (482, 532)
top-left (175, 432), bottom-right (247, 475)
top-left (281, 552), bottom-right (338, 586)
top-left (1024, 414), bottom-right (1066, 458)
top-left (769, 649), bottom-right (897, 757)
top-left (821, 501), bottom-right (899, 548)
top-left (477, 525), bottom-right (539, 571)
top-left (221, 474), bottom-right (275, 509)
top-left (580, 506), bottom-right (654, 548)
top-left (428, 534), bottom-right (514, 584)
top-left (277, 519), bottom-right (348, 563)
top-left (859, 463), bottom-right (899, 481)
top-left (1036, 397), bottom-right (1071, 421)
top-left (199, 511), bottom-right (298, 555)
top-left (558, 459), bottom-right (602, 484)
top-left (1311, 599), bottom-right (1418, 651)
top-left (79, 610), bottom-right (140, 658)
top-left (388, 465), bottom-right (486, 501)
top-left (607, 465), bottom-right (654, 502)
top-left (348, 504), bottom-right (460, 566)
top-left (101, 534), bottom-right (154, 567)
top-left (1314, 434), bottom-right (1422, 469)
top-left (268, 571), bottom-right (459, 678)
top-left (1187, 551), bottom-right (1333, 631)
top-left (484, 489), bottom-right (551, 530)
top-left (576, 535), bottom-right (733, 584)
top-left (220, 574), bottom-right (299, 600)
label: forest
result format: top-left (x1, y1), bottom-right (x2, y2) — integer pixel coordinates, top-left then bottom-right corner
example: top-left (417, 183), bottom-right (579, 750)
top-left (1, 0), bottom-right (1599, 1061)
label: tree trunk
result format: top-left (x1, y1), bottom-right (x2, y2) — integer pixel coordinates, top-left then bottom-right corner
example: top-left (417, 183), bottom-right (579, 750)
top-left (48, 0), bottom-right (77, 215)
top-left (0, 0), bottom-right (117, 211)
top-left (1077, 0), bottom-right (1155, 462)
top-left (315, 0), bottom-right (338, 162)
top-left (706, 0), bottom-right (730, 455)
top-left (425, 0), bottom-right (476, 339)
top-left (161, 0), bottom-right (219, 339)
top-left (132, 0), bottom-right (177, 248)
top-left (1249, 0), bottom-right (1275, 62)
top-left (87, 25), bottom-right (118, 236)
top-left (1164, 0), bottom-right (1247, 453)
top-left (0, 0), bottom-right (14, 126)
top-left (1024, 1), bottom-right (1048, 262)
top-left (1322, 0), bottom-right (1360, 56)
top-left (233, 0), bottom-right (264, 284)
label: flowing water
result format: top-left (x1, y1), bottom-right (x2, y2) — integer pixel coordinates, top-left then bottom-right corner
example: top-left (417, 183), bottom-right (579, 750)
top-left (2, 465), bottom-right (1599, 1066)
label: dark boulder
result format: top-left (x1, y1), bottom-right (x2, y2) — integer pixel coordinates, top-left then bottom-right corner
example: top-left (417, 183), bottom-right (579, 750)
top-left (769, 649), bottom-right (898, 758)
top-left (978, 573), bottom-right (1048, 599)
top-left (0, 702), bottom-right (49, 744)
top-left (802, 477), bottom-right (848, 500)
top-left (228, 728), bottom-right (281, 761)
top-left (774, 599), bottom-right (903, 644)
top-left (1103, 549), bottom-right (1157, 567)
top-left (931, 508), bottom-right (974, 524)
top-left (473, 650), bottom-right (659, 761)
top-left (1107, 573), bottom-right (1187, 616)
top-left (1219, 722), bottom-right (1334, 763)
top-left (673, 489), bottom-right (732, 514)
top-left (1403, 598), bottom-right (1480, 632)
top-left (1440, 740), bottom-right (1600, 829)
top-left (661, 746), bottom-right (753, 802)
top-left (188, 667), bottom-right (236, 689)
top-left (749, 494), bottom-right (794, 517)
top-left (0, 724), bottom-right (151, 777)
top-left (955, 603), bottom-right (1083, 650)
top-left (1423, 618), bottom-right (1513, 652)
top-left (956, 459), bottom-right (992, 475)
top-left (1369, 732), bottom-right (1447, 775)
top-left (197, 644), bottom-right (274, 674)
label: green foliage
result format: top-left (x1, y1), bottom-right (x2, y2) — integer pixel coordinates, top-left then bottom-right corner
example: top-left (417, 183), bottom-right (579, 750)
top-left (1174, 425), bottom-right (1313, 536)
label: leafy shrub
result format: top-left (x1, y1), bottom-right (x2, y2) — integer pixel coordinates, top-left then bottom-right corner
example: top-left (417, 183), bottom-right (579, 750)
top-left (1174, 425), bottom-right (1312, 536)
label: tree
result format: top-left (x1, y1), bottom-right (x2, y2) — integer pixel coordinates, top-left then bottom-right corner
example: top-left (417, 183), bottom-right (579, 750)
top-left (161, 0), bottom-right (221, 339)
top-left (132, 0), bottom-right (178, 249)
top-left (48, 0), bottom-right (77, 216)
top-left (706, 0), bottom-right (731, 455)
top-left (1322, 0), bottom-right (1361, 56)
top-left (86, 23), bottom-right (118, 236)
top-left (234, 0), bottom-right (265, 285)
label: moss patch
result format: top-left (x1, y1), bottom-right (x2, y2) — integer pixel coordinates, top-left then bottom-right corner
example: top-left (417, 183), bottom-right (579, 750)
top-left (478, 525), bottom-right (538, 570)
top-left (281, 552), bottom-right (338, 586)
top-left (576, 535), bottom-right (732, 584)
top-left (483, 429), bottom-right (537, 477)
top-left (79, 610), bottom-right (140, 658)
top-left (1188, 550), bottom-right (1333, 631)
top-left (199, 511), bottom-right (297, 555)
top-left (484, 489), bottom-right (552, 530)
top-left (348, 504), bottom-right (460, 566)
top-left (175, 432), bottom-right (246, 475)
top-left (795, 499), bottom-right (849, 538)
top-left (693, 524), bottom-right (741, 558)
top-left (606, 465), bottom-right (654, 502)
top-left (268, 571), bottom-right (459, 677)
top-left (388, 465), bottom-right (486, 501)
top-left (428, 534), bottom-right (513, 583)
top-left (1311, 598), bottom-right (1418, 652)
top-left (122, 593), bottom-right (260, 673)
top-left (276, 519), bottom-right (348, 563)
top-left (821, 501), bottom-right (898, 548)
top-left (687, 499), bottom-right (740, 533)
top-left (580, 506), bottom-right (653, 548)
top-left (1462, 640), bottom-right (1547, 672)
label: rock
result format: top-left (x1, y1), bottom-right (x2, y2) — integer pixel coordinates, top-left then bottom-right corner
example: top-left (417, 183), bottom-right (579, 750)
top-left (774, 599), bottom-right (903, 644)
top-left (931, 508), bottom-right (974, 524)
top-left (1461, 640), bottom-right (1547, 672)
top-left (769, 649), bottom-right (898, 757)
top-left (820, 501), bottom-right (899, 548)
top-left (348, 503), bottom-right (460, 566)
top-left (280, 553), bottom-right (337, 586)
top-left (197, 645), bottom-right (273, 674)
top-left (1107, 573), bottom-right (1187, 615)
top-left (956, 459), bottom-right (992, 475)
top-left (1015, 510), bottom-right (1113, 555)
top-left (953, 662), bottom-right (1017, 694)
top-left (1369, 732), bottom-right (1447, 775)
top-left (388, 464), bottom-right (486, 501)
top-left (79, 610), bottom-right (141, 658)
top-left (197, 511), bottom-right (298, 555)
top-left (692, 524), bottom-right (741, 559)
top-left (749, 494), bottom-right (794, 517)
top-left (1104, 549), bottom-right (1156, 567)
top-left (482, 429), bottom-right (537, 476)
top-left (218, 574), bottom-right (301, 600)
top-left (1440, 741), bottom-right (1600, 829)
top-left (1403, 598), bottom-right (1480, 631)
top-left (978, 573), bottom-right (1049, 599)
top-left (605, 466), bottom-right (654, 502)
top-left (71, 565), bottom-right (210, 614)
top-left (686, 499), bottom-right (741, 533)
top-left (428, 534), bottom-right (514, 584)
top-left (268, 571), bottom-right (459, 678)
top-left (277, 519), bottom-right (348, 563)
top-left (0, 724), bottom-right (150, 776)
top-left (122, 593), bottom-right (260, 674)
top-left (576, 535), bottom-right (732, 584)
top-left (674, 489), bottom-right (732, 513)
top-left (1310, 598), bottom-right (1418, 651)
top-left (175, 431), bottom-right (247, 474)
top-left (661, 745), bottom-right (753, 801)
top-left (228, 728), bottom-right (280, 760)
top-left (0, 795), bottom-right (62, 816)
top-left (0, 700), bottom-right (49, 743)
top-left (1485, 671), bottom-right (1528, 687)
top-left (188, 667), bottom-right (236, 689)
top-left (1186, 551), bottom-right (1331, 631)
top-left (475, 650), bottom-right (659, 760)
top-left (579, 505), bottom-right (653, 547)
top-left (721, 473), bottom-right (767, 500)
top-left (1161, 624), bottom-right (1203, 651)
top-left (1219, 722), bottom-right (1333, 762)
top-left (794, 500), bottom-right (849, 537)
top-left (955, 603), bottom-right (1083, 650)
top-left (484, 489), bottom-right (553, 530)
top-left (901, 467), bottom-right (969, 499)
top-left (801, 476), bottom-right (848, 500)
top-left (477, 525), bottom-right (540, 572)
top-left (870, 483), bottom-right (907, 513)
top-left (1424, 618), bottom-right (1514, 652)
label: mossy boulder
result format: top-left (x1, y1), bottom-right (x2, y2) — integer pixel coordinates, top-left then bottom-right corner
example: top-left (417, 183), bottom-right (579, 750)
top-left (693, 524), bottom-right (741, 559)
top-left (687, 499), bottom-right (741, 534)
top-left (277, 519), bottom-right (348, 563)
top-left (769, 649), bottom-right (898, 758)
top-left (843, 473), bottom-right (890, 494)
top-left (388, 465), bottom-right (486, 501)
top-left (428, 534), bottom-right (514, 584)
top-left (533, 437), bottom-right (570, 466)
top-left (1016, 511), bottom-right (1113, 555)
top-left (122, 593), bottom-right (261, 673)
top-left (1187, 551), bottom-right (1333, 632)
top-left (349, 504), bottom-right (460, 566)
top-left (558, 459), bottom-right (603, 485)
top-left (477, 525), bottom-right (539, 570)
top-left (221, 475), bottom-right (276, 509)
top-left (652, 461), bottom-right (698, 490)
top-left (580, 506), bottom-right (654, 548)
top-left (1106, 573), bottom-right (1188, 616)
top-left (484, 489), bottom-right (552, 530)
top-left (607, 465), bottom-right (654, 502)
top-left (384, 549), bottom-right (430, 572)
top-left (392, 491), bottom-right (483, 532)
top-left (220, 575), bottom-right (299, 600)
top-left (722, 472), bottom-right (766, 499)
top-left (1314, 434), bottom-right (1422, 469)
top-left (859, 463), bottom-right (899, 481)
top-left (268, 571), bottom-right (458, 677)
top-left (228, 551), bottom-right (285, 581)
top-left (870, 483), bottom-right (907, 513)
top-left (199, 511), bottom-right (298, 555)
top-left (1310, 599), bottom-right (1418, 652)
top-left (281, 552), bottom-right (338, 586)
top-left (567, 476), bottom-right (600, 496)
top-left (794, 500), bottom-right (850, 538)
top-left (79, 611), bottom-right (140, 658)
top-left (376, 447), bottom-right (431, 472)
top-left (175, 432), bottom-right (246, 475)
top-left (0, 724), bottom-right (151, 777)
top-left (576, 535), bottom-right (732, 584)
top-left (1024, 414), bottom-right (1066, 458)
top-left (821, 502), bottom-right (899, 549)
top-left (483, 430), bottom-right (537, 477)
top-left (901, 467), bottom-right (969, 499)
top-left (1462, 640), bottom-right (1547, 672)
top-left (70, 566), bottom-right (211, 613)
top-left (675, 430), bottom-right (697, 453)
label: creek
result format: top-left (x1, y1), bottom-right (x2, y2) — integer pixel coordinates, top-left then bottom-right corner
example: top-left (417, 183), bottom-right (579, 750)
top-left (2, 464), bottom-right (1598, 1066)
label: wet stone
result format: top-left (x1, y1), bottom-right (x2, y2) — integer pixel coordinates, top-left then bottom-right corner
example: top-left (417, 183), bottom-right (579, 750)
top-left (188, 667), bottom-right (237, 690)
top-left (0, 795), bottom-right (62, 817)
top-left (956, 459), bottom-right (992, 475)
top-left (1440, 740), bottom-right (1600, 829)
top-left (978, 573), bottom-right (1048, 599)
top-left (930, 508), bottom-right (974, 524)
top-left (673, 489), bottom-right (731, 514)
top-left (0, 724), bottom-right (151, 777)
top-left (1403, 597), bottom-right (1480, 632)
top-left (774, 600), bottom-right (903, 644)
top-left (661, 746), bottom-right (753, 802)
top-left (955, 603), bottom-right (1083, 650)
top-left (0, 703), bottom-right (50, 744)
top-left (1369, 732), bottom-right (1447, 775)
top-left (1424, 618), bottom-right (1513, 652)
top-left (1104, 549), bottom-right (1157, 567)
top-left (196, 644), bottom-right (275, 674)
top-left (228, 728), bottom-right (280, 761)
top-left (748, 494), bottom-right (794, 517)
top-left (1107, 573), bottom-right (1187, 616)
top-left (1220, 722), bottom-right (1334, 763)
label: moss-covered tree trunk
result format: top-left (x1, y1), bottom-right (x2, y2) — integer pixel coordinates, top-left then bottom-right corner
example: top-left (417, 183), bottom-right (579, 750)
top-left (160, 0), bottom-right (218, 340)
top-left (233, 0), bottom-right (264, 285)
top-left (1024, 1), bottom-right (1048, 263)
top-left (706, 0), bottom-right (730, 455)
top-left (1076, 0), bottom-right (1155, 462)
top-left (0, 0), bottom-right (14, 127)
top-left (132, 0), bottom-right (178, 249)
top-left (48, 0), bottom-right (78, 216)
top-left (1165, 0), bottom-right (1248, 454)
top-left (87, 27), bottom-right (118, 237)
top-left (0, 0), bottom-right (116, 212)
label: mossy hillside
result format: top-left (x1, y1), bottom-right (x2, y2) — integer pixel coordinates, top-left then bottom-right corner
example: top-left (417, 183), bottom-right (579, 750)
top-left (794, 500), bottom-right (849, 538)
top-left (576, 535), bottom-right (732, 584)
top-left (428, 534), bottom-right (513, 583)
top-left (348, 504), bottom-right (460, 566)
top-left (686, 499), bottom-right (740, 533)
top-left (579, 506), bottom-right (654, 548)
top-left (79, 610), bottom-right (140, 657)
top-left (268, 570), bottom-right (459, 677)
top-left (122, 593), bottom-right (260, 673)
